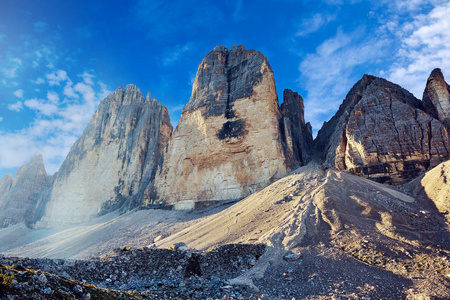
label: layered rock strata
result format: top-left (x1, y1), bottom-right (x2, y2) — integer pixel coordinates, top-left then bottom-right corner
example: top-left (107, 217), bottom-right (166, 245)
top-left (0, 155), bottom-right (52, 227)
top-left (423, 68), bottom-right (450, 126)
top-left (315, 74), bottom-right (450, 183)
top-left (37, 85), bottom-right (172, 227)
top-left (153, 45), bottom-right (311, 209)
top-left (280, 89), bottom-right (313, 166)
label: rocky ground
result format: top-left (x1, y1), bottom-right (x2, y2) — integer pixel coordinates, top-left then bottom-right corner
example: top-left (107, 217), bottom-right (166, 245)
top-left (2, 164), bottom-right (450, 299)
top-left (2, 240), bottom-right (450, 299)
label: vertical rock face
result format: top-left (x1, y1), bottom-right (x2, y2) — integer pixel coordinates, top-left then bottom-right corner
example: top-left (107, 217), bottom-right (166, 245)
top-left (37, 85), bottom-right (172, 227)
top-left (315, 74), bottom-right (450, 183)
top-left (0, 155), bottom-right (52, 228)
top-left (423, 68), bottom-right (450, 126)
top-left (280, 89), bottom-right (313, 166)
top-left (153, 45), bottom-right (293, 209)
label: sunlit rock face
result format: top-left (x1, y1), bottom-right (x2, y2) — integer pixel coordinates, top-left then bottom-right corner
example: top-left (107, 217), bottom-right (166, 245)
top-left (423, 68), bottom-right (450, 126)
top-left (315, 74), bottom-right (450, 183)
top-left (153, 45), bottom-right (311, 209)
top-left (37, 85), bottom-right (172, 227)
top-left (0, 155), bottom-right (52, 228)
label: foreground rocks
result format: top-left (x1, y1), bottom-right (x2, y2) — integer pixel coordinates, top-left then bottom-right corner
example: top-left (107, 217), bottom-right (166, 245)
top-left (0, 244), bottom-right (265, 299)
top-left (315, 74), bottom-right (450, 183)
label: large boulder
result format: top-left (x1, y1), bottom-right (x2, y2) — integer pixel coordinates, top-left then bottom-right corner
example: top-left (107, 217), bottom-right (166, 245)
top-left (36, 85), bottom-right (172, 227)
top-left (315, 74), bottom-right (450, 183)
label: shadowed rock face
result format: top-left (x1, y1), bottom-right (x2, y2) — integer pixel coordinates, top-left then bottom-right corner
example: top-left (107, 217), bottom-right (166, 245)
top-left (423, 68), bottom-right (450, 126)
top-left (153, 45), bottom-right (307, 209)
top-left (315, 74), bottom-right (450, 183)
top-left (280, 89), bottom-right (313, 167)
top-left (36, 85), bottom-right (172, 227)
top-left (0, 155), bottom-right (52, 228)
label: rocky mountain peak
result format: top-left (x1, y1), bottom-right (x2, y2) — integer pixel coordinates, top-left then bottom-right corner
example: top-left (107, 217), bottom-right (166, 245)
top-left (154, 45), bottom-right (292, 209)
top-left (280, 89), bottom-right (313, 166)
top-left (315, 73), bottom-right (450, 183)
top-left (183, 44), bottom-right (270, 118)
top-left (36, 85), bottom-right (173, 227)
top-left (0, 155), bottom-right (52, 228)
top-left (423, 68), bottom-right (450, 125)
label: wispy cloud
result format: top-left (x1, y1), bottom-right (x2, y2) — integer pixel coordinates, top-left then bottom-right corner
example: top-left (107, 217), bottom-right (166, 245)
top-left (46, 69), bottom-right (68, 86)
top-left (24, 98), bottom-right (58, 116)
top-left (299, 27), bottom-right (388, 131)
top-left (32, 77), bottom-right (45, 84)
top-left (0, 70), bottom-right (112, 174)
top-left (3, 58), bottom-right (23, 78)
top-left (296, 13), bottom-right (336, 37)
top-left (0, 117), bottom-right (3, 122)
top-left (13, 89), bottom-right (24, 98)
top-left (8, 101), bottom-right (24, 112)
top-left (163, 43), bottom-right (193, 66)
top-left (385, 1), bottom-right (450, 98)
top-left (47, 91), bottom-right (59, 103)
top-left (168, 104), bottom-right (185, 114)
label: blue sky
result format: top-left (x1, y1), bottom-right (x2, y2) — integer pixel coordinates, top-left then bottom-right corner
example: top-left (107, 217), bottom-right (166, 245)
top-left (1, 0), bottom-right (449, 178)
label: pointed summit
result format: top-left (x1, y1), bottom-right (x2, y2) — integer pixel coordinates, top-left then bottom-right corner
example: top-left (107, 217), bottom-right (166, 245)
top-left (423, 68), bottom-right (450, 125)
top-left (0, 155), bottom-right (52, 228)
top-left (154, 45), bottom-right (291, 209)
top-left (315, 74), bottom-right (450, 183)
top-left (37, 85), bottom-right (172, 227)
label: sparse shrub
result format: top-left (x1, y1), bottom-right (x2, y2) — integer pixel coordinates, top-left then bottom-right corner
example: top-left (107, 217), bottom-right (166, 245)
top-left (122, 246), bottom-right (131, 251)
top-left (0, 271), bottom-right (14, 286)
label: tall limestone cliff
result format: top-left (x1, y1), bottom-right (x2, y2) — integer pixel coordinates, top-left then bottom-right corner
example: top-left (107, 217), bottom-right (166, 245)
top-left (315, 74), bottom-right (450, 183)
top-left (37, 85), bottom-right (172, 227)
top-left (423, 68), bottom-right (450, 126)
top-left (280, 89), bottom-right (313, 166)
top-left (152, 45), bottom-right (311, 209)
top-left (0, 155), bottom-right (52, 228)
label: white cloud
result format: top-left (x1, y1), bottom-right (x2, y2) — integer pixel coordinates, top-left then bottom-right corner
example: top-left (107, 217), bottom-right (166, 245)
top-left (299, 27), bottom-right (388, 131)
top-left (8, 101), bottom-right (23, 112)
top-left (74, 82), bottom-right (95, 104)
top-left (47, 91), bottom-right (59, 103)
top-left (80, 72), bottom-right (94, 86)
top-left (13, 89), bottom-right (24, 98)
top-left (63, 81), bottom-right (79, 99)
top-left (3, 58), bottom-right (23, 78)
top-left (24, 98), bottom-right (58, 116)
top-left (0, 74), bottom-right (111, 174)
top-left (46, 69), bottom-right (69, 86)
top-left (386, 2), bottom-right (450, 98)
top-left (32, 77), bottom-right (45, 84)
top-left (0, 117), bottom-right (3, 122)
top-left (10, 58), bottom-right (22, 65)
top-left (296, 13), bottom-right (336, 37)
